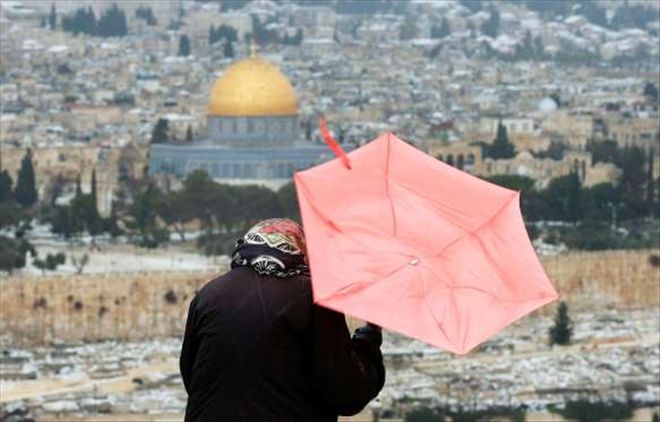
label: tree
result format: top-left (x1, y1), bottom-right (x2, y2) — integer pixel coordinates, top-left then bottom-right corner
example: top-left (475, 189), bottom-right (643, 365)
top-left (617, 146), bottom-right (648, 219)
top-left (277, 182), bottom-right (300, 222)
top-left (481, 6), bottom-right (500, 38)
top-left (49, 3), bottom-right (57, 30)
top-left (399, 16), bottom-right (419, 40)
top-left (489, 120), bottom-right (515, 159)
top-left (71, 253), bottom-right (89, 275)
top-left (124, 183), bottom-right (168, 248)
top-left (185, 124), bottom-right (193, 142)
top-left (75, 174), bottom-right (82, 198)
top-left (102, 202), bottom-right (123, 238)
top-left (91, 168), bottom-right (98, 207)
top-left (14, 149), bottom-right (38, 208)
top-left (549, 301), bottom-right (573, 346)
top-left (151, 118), bottom-right (169, 144)
top-left (223, 40), bottom-right (235, 58)
top-left (431, 17), bottom-right (451, 39)
top-left (534, 36), bottom-right (545, 59)
top-left (135, 6), bottom-right (157, 26)
top-left (646, 152), bottom-right (657, 218)
top-left (33, 252), bottom-right (65, 275)
top-left (179, 34), bottom-right (191, 56)
top-left (543, 171), bottom-right (582, 222)
top-left (588, 139), bottom-right (618, 164)
top-left (643, 82), bottom-right (659, 102)
top-left (485, 175), bottom-right (535, 192)
top-left (460, 0), bottom-right (483, 13)
top-left (0, 170), bottom-right (13, 203)
top-left (155, 191), bottom-right (193, 241)
top-left (0, 236), bottom-right (33, 273)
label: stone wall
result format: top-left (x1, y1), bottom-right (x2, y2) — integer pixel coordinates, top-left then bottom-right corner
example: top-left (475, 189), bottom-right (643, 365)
top-left (1, 249), bottom-right (658, 346)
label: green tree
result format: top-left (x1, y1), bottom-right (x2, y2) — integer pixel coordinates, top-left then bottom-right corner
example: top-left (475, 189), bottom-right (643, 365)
top-left (399, 15), bottom-right (419, 40)
top-left (543, 171), bottom-right (582, 222)
top-left (151, 118), bottom-right (169, 144)
top-left (14, 149), bottom-right (38, 208)
top-left (91, 168), bottom-right (98, 206)
top-left (0, 170), bottom-right (13, 203)
top-left (49, 3), bottom-right (57, 29)
top-left (33, 252), bottom-right (65, 275)
top-left (485, 174), bottom-right (535, 192)
top-left (71, 253), bottom-right (89, 274)
top-left (616, 146), bottom-right (647, 219)
top-left (155, 190), bottom-right (193, 241)
top-left (549, 301), bottom-right (573, 346)
top-left (588, 139), bottom-right (618, 164)
top-left (644, 82), bottom-right (659, 102)
top-left (277, 182), bottom-right (300, 222)
top-left (223, 40), bottom-right (235, 58)
top-left (431, 17), bottom-right (451, 38)
top-left (481, 6), bottom-right (500, 37)
top-left (185, 124), bottom-right (193, 142)
top-left (179, 34), bottom-right (191, 56)
top-left (489, 120), bottom-right (515, 159)
top-left (125, 184), bottom-right (168, 248)
top-left (0, 236), bottom-right (36, 274)
top-left (0, 201), bottom-right (29, 230)
top-left (102, 202), bottom-right (123, 238)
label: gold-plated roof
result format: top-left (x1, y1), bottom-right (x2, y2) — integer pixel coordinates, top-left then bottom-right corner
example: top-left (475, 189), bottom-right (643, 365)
top-left (207, 56), bottom-right (298, 116)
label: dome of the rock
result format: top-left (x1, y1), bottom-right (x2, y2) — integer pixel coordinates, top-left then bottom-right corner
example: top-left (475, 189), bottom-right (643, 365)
top-left (208, 56), bottom-right (298, 116)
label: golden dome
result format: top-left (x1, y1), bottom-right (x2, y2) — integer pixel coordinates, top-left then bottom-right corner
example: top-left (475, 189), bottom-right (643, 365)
top-left (208, 56), bottom-right (298, 116)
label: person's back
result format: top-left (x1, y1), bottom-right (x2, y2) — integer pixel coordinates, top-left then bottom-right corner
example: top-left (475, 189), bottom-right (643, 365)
top-left (180, 219), bottom-right (385, 421)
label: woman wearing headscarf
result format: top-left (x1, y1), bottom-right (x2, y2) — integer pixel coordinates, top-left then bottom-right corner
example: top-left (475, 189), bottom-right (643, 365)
top-left (180, 218), bottom-right (385, 421)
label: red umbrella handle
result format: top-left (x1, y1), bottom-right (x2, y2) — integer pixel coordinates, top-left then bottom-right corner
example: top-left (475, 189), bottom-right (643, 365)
top-left (319, 116), bottom-right (351, 169)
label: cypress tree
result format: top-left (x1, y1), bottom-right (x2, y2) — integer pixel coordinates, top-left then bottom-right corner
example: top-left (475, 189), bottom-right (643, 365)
top-left (91, 168), bottom-right (98, 208)
top-left (647, 152), bottom-right (656, 218)
top-left (489, 119), bottom-right (516, 159)
top-left (549, 301), bottom-right (573, 346)
top-left (75, 173), bottom-right (82, 198)
top-left (223, 40), bottom-right (235, 58)
top-left (49, 3), bottom-right (57, 30)
top-left (179, 34), bottom-right (191, 56)
top-left (0, 170), bottom-right (13, 203)
top-left (14, 149), bottom-right (38, 208)
top-left (151, 118), bottom-right (169, 144)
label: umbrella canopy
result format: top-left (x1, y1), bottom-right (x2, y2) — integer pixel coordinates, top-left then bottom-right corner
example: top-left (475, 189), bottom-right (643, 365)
top-left (294, 131), bottom-right (558, 355)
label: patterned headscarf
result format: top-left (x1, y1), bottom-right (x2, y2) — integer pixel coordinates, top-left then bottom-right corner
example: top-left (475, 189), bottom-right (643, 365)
top-left (231, 218), bottom-right (309, 278)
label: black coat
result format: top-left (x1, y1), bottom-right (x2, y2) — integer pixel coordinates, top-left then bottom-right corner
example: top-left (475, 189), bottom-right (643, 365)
top-left (180, 266), bottom-right (385, 422)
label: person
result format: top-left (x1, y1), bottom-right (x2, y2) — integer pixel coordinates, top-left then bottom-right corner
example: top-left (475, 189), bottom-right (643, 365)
top-left (180, 218), bottom-right (385, 421)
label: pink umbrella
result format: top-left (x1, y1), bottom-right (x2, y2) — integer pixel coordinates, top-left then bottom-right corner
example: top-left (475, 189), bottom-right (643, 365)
top-left (294, 124), bottom-right (558, 354)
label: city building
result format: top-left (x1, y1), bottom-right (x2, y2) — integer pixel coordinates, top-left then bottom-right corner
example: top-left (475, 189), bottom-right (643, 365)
top-left (148, 51), bottom-right (332, 189)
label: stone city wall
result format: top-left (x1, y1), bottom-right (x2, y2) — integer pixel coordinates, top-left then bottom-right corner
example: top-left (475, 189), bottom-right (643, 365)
top-left (1, 249), bottom-right (658, 346)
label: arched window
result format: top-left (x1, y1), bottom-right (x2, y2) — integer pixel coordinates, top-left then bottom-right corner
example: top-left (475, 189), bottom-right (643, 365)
top-left (232, 163), bottom-right (240, 177)
top-left (466, 153), bottom-right (475, 165)
top-left (446, 154), bottom-right (454, 166)
top-left (212, 162), bottom-right (220, 177)
top-left (457, 154), bottom-right (465, 170)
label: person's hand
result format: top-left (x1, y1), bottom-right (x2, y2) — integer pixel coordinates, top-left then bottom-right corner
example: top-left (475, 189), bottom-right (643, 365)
top-left (353, 323), bottom-right (382, 347)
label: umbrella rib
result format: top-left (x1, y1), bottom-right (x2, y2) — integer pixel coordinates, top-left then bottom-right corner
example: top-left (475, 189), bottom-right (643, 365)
top-left (385, 133), bottom-right (397, 237)
top-left (423, 192), bottom-right (520, 260)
